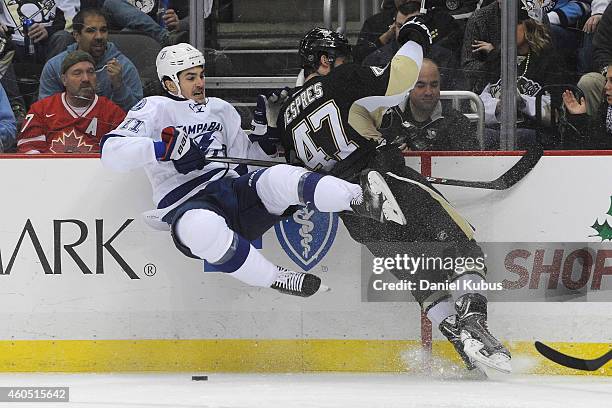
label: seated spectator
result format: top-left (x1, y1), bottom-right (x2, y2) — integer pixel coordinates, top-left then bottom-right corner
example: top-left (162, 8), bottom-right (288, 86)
top-left (383, 59), bottom-right (479, 150)
top-left (575, 0), bottom-right (609, 75)
top-left (17, 50), bottom-right (125, 153)
top-left (363, 2), bottom-right (420, 67)
top-left (363, 1), bottom-right (463, 87)
top-left (577, 2), bottom-right (611, 117)
top-left (0, 1), bottom-right (76, 128)
top-left (461, 0), bottom-right (501, 94)
top-left (0, 1), bottom-right (73, 62)
top-left (100, 0), bottom-right (191, 45)
top-left (39, 7), bottom-right (143, 111)
top-left (479, 2), bottom-right (567, 148)
top-left (49, 0), bottom-right (191, 58)
top-left (353, 0), bottom-right (411, 64)
top-left (348, 59), bottom-right (480, 151)
top-left (562, 66), bottom-right (612, 148)
top-left (543, 0), bottom-right (591, 76)
top-left (0, 28), bottom-right (26, 128)
top-left (0, 82), bottom-right (16, 152)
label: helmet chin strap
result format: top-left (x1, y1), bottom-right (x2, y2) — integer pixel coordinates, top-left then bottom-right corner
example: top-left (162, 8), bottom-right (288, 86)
top-left (169, 78), bottom-right (185, 99)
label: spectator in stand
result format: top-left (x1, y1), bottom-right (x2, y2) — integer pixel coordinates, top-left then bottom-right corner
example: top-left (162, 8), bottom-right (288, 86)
top-left (479, 1), bottom-right (567, 149)
top-left (563, 66), bottom-right (612, 148)
top-left (577, 2), bottom-right (612, 117)
top-left (383, 59), bottom-right (480, 150)
top-left (0, 1), bottom-right (75, 61)
top-left (0, 1), bottom-right (78, 128)
top-left (575, 0), bottom-right (609, 75)
top-left (353, 0), bottom-right (411, 64)
top-left (0, 82), bottom-right (16, 152)
top-left (460, 0), bottom-right (501, 94)
top-left (39, 7), bottom-right (143, 111)
top-left (584, 0), bottom-right (609, 35)
top-left (48, 1), bottom-right (192, 58)
top-left (363, 2), bottom-right (462, 81)
top-left (349, 59), bottom-right (480, 151)
top-left (18, 50), bottom-right (125, 153)
top-left (363, 2), bottom-right (419, 67)
top-left (542, 0), bottom-right (591, 75)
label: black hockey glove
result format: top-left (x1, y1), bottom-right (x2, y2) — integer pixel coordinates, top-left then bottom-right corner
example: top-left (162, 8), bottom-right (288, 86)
top-left (397, 14), bottom-right (439, 50)
top-left (158, 127), bottom-right (207, 174)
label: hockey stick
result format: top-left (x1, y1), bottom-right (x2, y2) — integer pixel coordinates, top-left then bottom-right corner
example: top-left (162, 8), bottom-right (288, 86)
top-left (205, 145), bottom-right (543, 190)
top-left (424, 145), bottom-right (543, 189)
top-left (535, 341), bottom-right (612, 371)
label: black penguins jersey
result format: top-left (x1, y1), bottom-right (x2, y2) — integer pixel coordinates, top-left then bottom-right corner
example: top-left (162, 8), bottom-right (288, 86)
top-left (279, 41), bottom-right (424, 172)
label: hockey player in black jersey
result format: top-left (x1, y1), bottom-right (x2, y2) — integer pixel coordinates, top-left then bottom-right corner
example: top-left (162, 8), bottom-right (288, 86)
top-left (270, 20), bottom-right (512, 374)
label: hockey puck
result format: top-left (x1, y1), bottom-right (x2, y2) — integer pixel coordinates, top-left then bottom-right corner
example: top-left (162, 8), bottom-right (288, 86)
top-left (191, 375), bottom-right (208, 381)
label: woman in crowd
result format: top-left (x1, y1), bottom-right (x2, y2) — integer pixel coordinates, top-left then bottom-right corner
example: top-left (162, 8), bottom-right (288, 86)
top-left (479, 1), bottom-right (567, 148)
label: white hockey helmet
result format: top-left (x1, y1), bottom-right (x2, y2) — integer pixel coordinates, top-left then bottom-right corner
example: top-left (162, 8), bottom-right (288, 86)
top-left (156, 43), bottom-right (205, 98)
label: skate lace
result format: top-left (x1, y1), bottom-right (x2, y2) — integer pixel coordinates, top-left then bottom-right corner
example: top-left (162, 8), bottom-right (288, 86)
top-left (478, 317), bottom-right (491, 333)
top-left (274, 269), bottom-right (305, 292)
top-left (350, 192), bottom-right (364, 206)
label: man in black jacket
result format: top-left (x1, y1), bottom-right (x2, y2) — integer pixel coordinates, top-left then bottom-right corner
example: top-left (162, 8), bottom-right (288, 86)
top-left (363, 2), bottom-right (463, 87)
top-left (379, 59), bottom-right (481, 150)
top-left (353, 0), bottom-right (409, 64)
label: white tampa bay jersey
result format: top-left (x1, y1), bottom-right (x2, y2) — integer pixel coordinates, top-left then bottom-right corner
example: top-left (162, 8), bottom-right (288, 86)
top-left (101, 96), bottom-right (270, 213)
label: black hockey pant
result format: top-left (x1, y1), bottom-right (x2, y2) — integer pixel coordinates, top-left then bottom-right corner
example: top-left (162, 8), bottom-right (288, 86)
top-left (337, 145), bottom-right (487, 311)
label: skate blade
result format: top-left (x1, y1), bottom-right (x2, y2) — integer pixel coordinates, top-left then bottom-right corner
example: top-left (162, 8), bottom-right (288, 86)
top-left (463, 338), bottom-right (512, 374)
top-left (369, 171), bottom-right (406, 226)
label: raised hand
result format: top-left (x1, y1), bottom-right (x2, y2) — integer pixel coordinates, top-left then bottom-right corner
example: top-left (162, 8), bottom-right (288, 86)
top-left (562, 90), bottom-right (586, 115)
top-left (163, 9), bottom-right (180, 31)
top-left (106, 58), bottom-right (123, 89)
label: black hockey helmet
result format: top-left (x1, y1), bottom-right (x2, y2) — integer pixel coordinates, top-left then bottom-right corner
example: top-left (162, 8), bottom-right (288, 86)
top-left (299, 27), bottom-right (352, 70)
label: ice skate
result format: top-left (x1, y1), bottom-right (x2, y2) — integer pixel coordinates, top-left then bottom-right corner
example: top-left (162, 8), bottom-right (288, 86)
top-left (439, 315), bottom-right (488, 379)
top-left (454, 293), bottom-right (511, 374)
top-left (439, 315), bottom-right (478, 370)
top-left (350, 170), bottom-right (406, 225)
top-left (270, 267), bottom-right (329, 297)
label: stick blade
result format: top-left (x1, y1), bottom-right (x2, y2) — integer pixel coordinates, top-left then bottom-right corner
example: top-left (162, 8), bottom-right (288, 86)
top-left (534, 341), bottom-right (607, 371)
top-left (424, 145), bottom-right (543, 190)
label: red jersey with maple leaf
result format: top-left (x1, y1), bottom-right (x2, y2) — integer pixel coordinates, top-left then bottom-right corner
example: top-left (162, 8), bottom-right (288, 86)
top-left (17, 93), bottom-right (126, 153)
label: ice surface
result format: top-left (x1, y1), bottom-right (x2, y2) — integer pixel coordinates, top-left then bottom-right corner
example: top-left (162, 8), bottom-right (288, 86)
top-left (0, 371), bottom-right (610, 408)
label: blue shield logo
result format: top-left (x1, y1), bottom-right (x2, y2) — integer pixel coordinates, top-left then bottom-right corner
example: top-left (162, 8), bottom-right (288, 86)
top-left (274, 206), bottom-right (339, 271)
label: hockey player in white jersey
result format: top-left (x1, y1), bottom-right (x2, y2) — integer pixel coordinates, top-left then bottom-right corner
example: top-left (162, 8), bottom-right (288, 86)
top-left (100, 43), bottom-right (406, 297)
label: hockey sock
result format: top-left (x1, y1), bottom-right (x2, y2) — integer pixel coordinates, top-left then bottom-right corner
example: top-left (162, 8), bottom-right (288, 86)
top-left (311, 175), bottom-right (361, 212)
top-left (451, 274), bottom-right (487, 300)
top-left (427, 299), bottom-right (456, 327)
top-left (226, 246), bottom-right (279, 287)
top-left (175, 209), bottom-right (277, 287)
top-left (255, 165), bottom-right (359, 214)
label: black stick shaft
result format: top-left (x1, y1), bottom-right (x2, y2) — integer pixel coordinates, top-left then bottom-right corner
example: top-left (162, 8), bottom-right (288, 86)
top-left (207, 146), bottom-right (542, 190)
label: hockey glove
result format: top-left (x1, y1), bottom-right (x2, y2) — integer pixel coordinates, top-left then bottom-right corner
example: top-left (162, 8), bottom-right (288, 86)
top-left (249, 94), bottom-right (281, 155)
top-left (265, 87), bottom-right (291, 127)
top-left (157, 127), bottom-right (207, 174)
top-left (397, 14), bottom-right (437, 50)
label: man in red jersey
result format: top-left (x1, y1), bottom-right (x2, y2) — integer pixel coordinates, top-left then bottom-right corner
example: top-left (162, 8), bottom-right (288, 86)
top-left (17, 50), bottom-right (126, 153)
